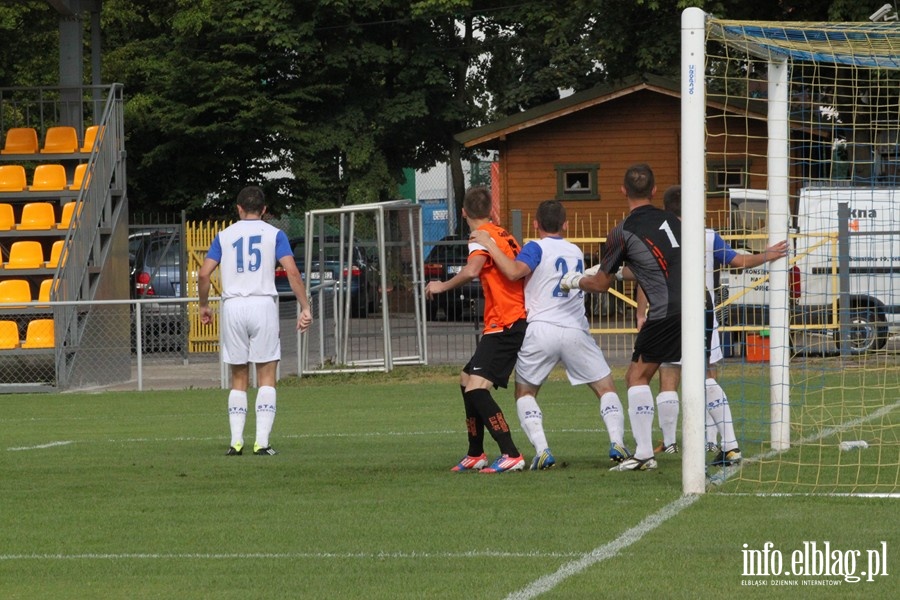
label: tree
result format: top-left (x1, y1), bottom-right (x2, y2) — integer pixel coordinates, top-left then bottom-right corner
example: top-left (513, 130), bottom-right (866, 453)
top-left (6, 0), bottom-right (875, 220)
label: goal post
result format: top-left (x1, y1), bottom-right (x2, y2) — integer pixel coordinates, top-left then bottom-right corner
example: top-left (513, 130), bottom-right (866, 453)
top-left (682, 10), bottom-right (900, 495)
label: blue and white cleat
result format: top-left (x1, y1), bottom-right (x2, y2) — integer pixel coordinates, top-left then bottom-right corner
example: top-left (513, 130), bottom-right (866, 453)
top-left (530, 448), bottom-right (556, 471)
top-left (609, 442), bottom-right (631, 464)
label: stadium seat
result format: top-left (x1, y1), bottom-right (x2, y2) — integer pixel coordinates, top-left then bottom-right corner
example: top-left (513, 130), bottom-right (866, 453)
top-left (1, 127), bottom-right (39, 155)
top-left (0, 203), bottom-right (15, 230)
top-left (17, 202), bottom-right (56, 230)
top-left (81, 125), bottom-right (103, 152)
top-left (40, 126), bottom-right (78, 154)
top-left (22, 318), bottom-right (54, 348)
top-left (46, 240), bottom-right (66, 269)
top-left (58, 201), bottom-right (78, 229)
top-left (6, 241), bottom-right (45, 269)
top-left (69, 163), bottom-right (89, 190)
top-left (38, 278), bottom-right (53, 304)
top-left (0, 279), bottom-right (32, 305)
top-left (30, 164), bottom-right (67, 191)
top-left (0, 320), bottom-right (20, 350)
top-left (0, 165), bottom-right (28, 191)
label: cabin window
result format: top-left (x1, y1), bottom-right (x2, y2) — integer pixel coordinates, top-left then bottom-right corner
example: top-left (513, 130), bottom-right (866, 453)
top-left (707, 162), bottom-right (748, 194)
top-left (556, 164), bottom-right (599, 200)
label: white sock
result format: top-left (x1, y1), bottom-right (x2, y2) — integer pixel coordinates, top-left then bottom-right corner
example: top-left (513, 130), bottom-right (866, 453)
top-left (655, 391), bottom-right (679, 447)
top-left (228, 390), bottom-right (247, 448)
top-left (705, 378), bottom-right (738, 452)
top-left (705, 410), bottom-right (718, 446)
top-left (254, 386), bottom-right (277, 449)
top-left (516, 395), bottom-right (549, 454)
top-left (627, 385), bottom-right (655, 459)
top-left (599, 391), bottom-right (625, 447)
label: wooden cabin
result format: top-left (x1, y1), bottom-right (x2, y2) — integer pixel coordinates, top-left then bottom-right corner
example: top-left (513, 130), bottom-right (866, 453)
top-left (455, 74), bottom-right (771, 234)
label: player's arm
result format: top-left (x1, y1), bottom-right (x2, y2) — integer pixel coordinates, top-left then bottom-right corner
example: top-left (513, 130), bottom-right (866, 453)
top-left (468, 229), bottom-right (531, 281)
top-left (424, 253), bottom-right (488, 299)
top-left (198, 256), bottom-right (219, 325)
top-left (635, 285), bottom-right (648, 330)
top-left (279, 254), bottom-right (313, 332)
top-left (727, 239), bottom-right (789, 269)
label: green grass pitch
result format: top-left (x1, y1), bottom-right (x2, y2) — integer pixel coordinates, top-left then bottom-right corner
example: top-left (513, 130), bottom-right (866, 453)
top-left (1, 366), bottom-right (896, 599)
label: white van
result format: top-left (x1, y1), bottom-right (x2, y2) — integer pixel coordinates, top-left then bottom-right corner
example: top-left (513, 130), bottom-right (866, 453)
top-left (723, 187), bottom-right (899, 354)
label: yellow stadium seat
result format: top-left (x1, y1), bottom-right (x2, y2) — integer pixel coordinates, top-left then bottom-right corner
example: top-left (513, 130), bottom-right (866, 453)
top-left (0, 165), bottom-right (28, 191)
top-left (22, 318), bottom-right (54, 348)
top-left (17, 202), bottom-right (56, 230)
top-left (6, 241), bottom-right (45, 269)
top-left (45, 240), bottom-right (66, 269)
top-left (0, 279), bottom-right (32, 305)
top-left (0, 203), bottom-right (15, 230)
top-left (38, 278), bottom-right (53, 304)
top-left (40, 126), bottom-right (78, 154)
top-left (1, 127), bottom-right (39, 155)
top-left (81, 125), bottom-right (103, 152)
top-left (30, 164), bottom-right (67, 191)
top-left (58, 201), bottom-right (78, 229)
top-left (69, 163), bottom-right (90, 190)
top-left (0, 320), bottom-right (20, 349)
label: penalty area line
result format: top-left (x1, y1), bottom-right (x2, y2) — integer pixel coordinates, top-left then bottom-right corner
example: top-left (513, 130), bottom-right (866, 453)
top-left (504, 494), bottom-right (701, 600)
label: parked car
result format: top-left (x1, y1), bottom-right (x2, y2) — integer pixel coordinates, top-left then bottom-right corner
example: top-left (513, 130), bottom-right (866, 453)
top-left (129, 230), bottom-right (185, 352)
top-left (423, 234), bottom-right (483, 321)
top-left (275, 236), bottom-right (378, 318)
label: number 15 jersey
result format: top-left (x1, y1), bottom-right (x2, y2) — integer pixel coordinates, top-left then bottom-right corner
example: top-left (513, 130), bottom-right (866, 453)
top-left (207, 219), bottom-right (293, 299)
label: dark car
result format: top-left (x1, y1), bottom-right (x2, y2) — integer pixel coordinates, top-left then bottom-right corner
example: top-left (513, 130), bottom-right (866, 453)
top-left (129, 230), bottom-right (185, 352)
top-left (275, 236), bottom-right (378, 318)
top-left (423, 234), bottom-right (483, 321)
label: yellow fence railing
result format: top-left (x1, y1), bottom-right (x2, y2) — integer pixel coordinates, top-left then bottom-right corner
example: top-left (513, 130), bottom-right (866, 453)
top-left (185, 220), bottom-right (231, 353)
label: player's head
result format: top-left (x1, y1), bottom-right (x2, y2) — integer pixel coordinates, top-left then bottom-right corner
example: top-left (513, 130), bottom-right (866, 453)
top-left (237, 186), bottom-right (266, 216)
top-left (622, 163), bottom-right (656, 200)
top-left (463, 186), bottom-right (492, 220)
top-left (663, 185), bottom-right (681, 217)
top-left (535, 200), bottom-right (566, 234)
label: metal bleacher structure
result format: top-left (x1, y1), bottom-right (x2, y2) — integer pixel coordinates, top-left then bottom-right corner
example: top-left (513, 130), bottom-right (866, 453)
top-left (0, 84), bottom-right (129, 391)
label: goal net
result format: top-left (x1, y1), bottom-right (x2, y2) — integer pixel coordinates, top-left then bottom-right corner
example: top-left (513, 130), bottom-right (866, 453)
top-left (681, 9), bottom-right (900, 495)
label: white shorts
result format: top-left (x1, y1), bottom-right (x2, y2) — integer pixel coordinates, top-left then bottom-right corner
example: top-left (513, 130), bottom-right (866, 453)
top-left (515, 321), bottom-right (612, 387)
top-left (220, 296), bottom-right (281, 365)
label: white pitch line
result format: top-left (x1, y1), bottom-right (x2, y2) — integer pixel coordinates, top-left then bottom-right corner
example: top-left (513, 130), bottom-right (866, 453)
top-left (708, 397), bottom-right (900, 487)
top-left (507, 397), bottom-right (900, 599)
top-left (0, 550), bottom-right (584, 562)
top-left (504, 494), bottom-right (700, 600)
top-left (7, 440), bottom-right (73, 452)
top-left (6, 429), bottom-right (605, 451)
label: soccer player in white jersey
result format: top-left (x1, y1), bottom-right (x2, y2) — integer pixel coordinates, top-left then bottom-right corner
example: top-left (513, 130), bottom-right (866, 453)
top-left (638, 185), bottom-right (788, 466)
top-left (198, 186), bottom-right (312, 456)
top-left (470, 200), bottom-right (628, 469)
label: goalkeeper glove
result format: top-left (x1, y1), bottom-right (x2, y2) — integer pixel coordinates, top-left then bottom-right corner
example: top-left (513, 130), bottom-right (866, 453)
top-left (560, 271), bottom-right (584, 292)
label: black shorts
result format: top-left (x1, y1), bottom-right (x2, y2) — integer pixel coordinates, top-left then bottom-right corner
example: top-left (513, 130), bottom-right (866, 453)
top-left (463, 319), bottom-right (527, 389)
top-left (633, 306), bottom-right (714, 365)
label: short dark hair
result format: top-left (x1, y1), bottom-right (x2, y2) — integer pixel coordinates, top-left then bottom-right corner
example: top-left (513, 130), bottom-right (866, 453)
top-left (663, 185), bottom-right (681, 216)
top-left (236, 186), bottom-right (266, 215)
top-left (623, 163), bottom-right (655, 200)
top-left (463, 186), bottom-right (492, 219)
top-left (535, 200), bottom-right (566, 234)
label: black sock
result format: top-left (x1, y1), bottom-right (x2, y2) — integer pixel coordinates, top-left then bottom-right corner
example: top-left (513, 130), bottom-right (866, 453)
top-left (461, 385), bottom-right (484, 456)
top-left (464, 388), bottom-right (520, 457)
